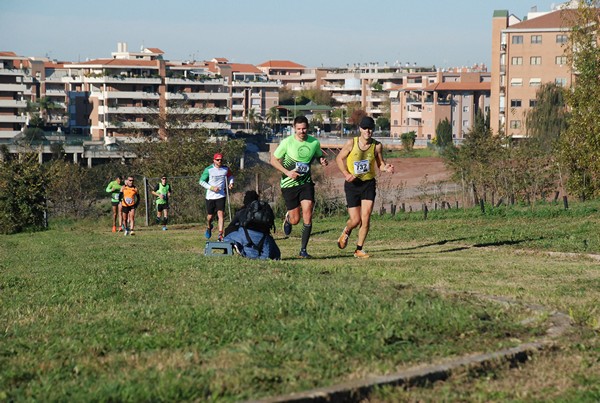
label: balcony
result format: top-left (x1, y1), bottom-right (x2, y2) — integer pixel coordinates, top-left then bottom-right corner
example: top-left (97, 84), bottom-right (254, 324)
top-left (107, 106), bottom-right (158, 114)
top-left (165, 92), bottom-right (229, 101)
top-left (165, 77), bottom-right (225, 85)
top-left (166, 107), bottom-right (228, 115)
top-left (0, 68), bottom-right (26, 76)
top-left (85, 76), bottom-right (161, 84)
top-left (0, 115), bottom-right (27, 123)
top-left (0, 99), bottom-right (27, 108)
top-left (0, 130), bottom-right (22, 139)
top-left (407, 111), bottom-right (422, 119)
top-left (332, 95), bottom-right (361, 103)
top-left (97, 91), bottom-right (160, 100)
top-left (0, 83), bottom-right (26, 92)
top-left (231, 80), bottom-right (280, 88)
top-left (103, 121), bottom-right (157, 129)
top-left (231, 104), bottom-right (244, 111)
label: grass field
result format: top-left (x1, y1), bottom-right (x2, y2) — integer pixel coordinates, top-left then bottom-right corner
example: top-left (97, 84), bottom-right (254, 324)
top-left (1, 200), bottom-right (599, 401)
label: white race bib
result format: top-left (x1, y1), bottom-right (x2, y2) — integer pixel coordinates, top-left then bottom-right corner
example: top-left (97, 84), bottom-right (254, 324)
top-left (295, 162), bottom-right (310, 174)
top-left (353, 160), bottom-right (370, 175)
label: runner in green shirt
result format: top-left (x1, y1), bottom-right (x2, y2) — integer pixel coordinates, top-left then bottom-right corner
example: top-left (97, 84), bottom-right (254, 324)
top-left (151, 175), bottom-right (173, 231)
top-left (105, 175), bottom-right (123, 232)
top-left (270, 115), bottom-right (328, 258)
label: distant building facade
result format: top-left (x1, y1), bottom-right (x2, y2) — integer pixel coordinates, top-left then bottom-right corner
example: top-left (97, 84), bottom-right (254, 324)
top-left (490, 4), bottom-right (576, 138)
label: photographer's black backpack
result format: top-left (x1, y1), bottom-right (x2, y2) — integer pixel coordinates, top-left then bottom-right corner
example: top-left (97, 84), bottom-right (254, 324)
top-left (238, 200), bottom-right (275, 256)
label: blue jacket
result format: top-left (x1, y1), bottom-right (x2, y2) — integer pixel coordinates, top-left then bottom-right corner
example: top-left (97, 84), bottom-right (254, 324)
top-left (224, 227), bottom-right (280, 260)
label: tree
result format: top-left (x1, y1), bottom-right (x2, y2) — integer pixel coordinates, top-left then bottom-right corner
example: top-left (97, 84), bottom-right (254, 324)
top-left (0, 153), bottom-right (48, 234)
top-left (348, 107), bottom-right (366, 129)
top-left (400, 131), bottom-right (417, 151)
top-left (559, 0), bottom-right (600, 198)
top-left (245, 108), bottom-right (262, 132)
top-left (434, 118), bottom-right (453, 149)
top-left (526, 82), bottom-right (569, 153)
top-left (266, 106), bottom-right (281, 133)
top-left (376, 116), bottom-right (390, 131)
top-left (330, 108), bottom-right (347, 134)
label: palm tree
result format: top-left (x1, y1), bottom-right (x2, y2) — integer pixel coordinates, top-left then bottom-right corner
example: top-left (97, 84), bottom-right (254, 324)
top-left (266, 106), bottom-right (281, 134)
top-left (245, 108), bottom-right (262, 133)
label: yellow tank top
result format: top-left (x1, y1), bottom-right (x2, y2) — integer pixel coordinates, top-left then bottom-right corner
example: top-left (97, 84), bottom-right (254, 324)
top-left (346, 137), bottom-right (378, 181)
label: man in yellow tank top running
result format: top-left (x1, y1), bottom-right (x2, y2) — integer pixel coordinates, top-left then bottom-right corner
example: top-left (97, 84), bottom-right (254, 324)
top-left (335, 116), bottom-right (394, 258)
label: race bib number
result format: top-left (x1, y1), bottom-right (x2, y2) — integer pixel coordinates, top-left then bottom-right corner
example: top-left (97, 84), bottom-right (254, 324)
top-left (125, 197), bottom-right (133, 204)
top-left (353, 160), bottom-right (370, 175)
top-left (295, 162), bottom-right (310, 174)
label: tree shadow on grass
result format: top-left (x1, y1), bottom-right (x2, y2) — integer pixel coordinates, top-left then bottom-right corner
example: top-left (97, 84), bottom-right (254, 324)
top-left (373, 237), bottom-right (544, 256)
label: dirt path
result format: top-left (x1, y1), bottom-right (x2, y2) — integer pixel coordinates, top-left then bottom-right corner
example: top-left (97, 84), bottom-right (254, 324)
top-left (323, 156), bottom-right (455, 201)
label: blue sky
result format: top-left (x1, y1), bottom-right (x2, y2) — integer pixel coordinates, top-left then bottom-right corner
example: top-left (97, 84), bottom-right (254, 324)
top-left (1, 0), bottom-right (562, 68)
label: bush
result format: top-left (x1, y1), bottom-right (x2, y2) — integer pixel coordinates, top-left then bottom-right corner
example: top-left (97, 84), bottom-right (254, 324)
top-left (0, 154), bottom-right (48, 234)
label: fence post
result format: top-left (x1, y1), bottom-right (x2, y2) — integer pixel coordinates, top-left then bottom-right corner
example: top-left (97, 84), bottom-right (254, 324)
top-left (553, 191), bottom-right (560, 203)
top-left (563, 195), bottom-right (569, 210)
top-left (423, 203), bottom-right (428, 220)
top-left (144, 176), bottom-right (150, 227)
top-left (479, 198), bottom-right (485, 214)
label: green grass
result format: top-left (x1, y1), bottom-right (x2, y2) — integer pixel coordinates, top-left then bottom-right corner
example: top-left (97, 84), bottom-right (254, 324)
top-left (1, 200), bottom-right (600, 401)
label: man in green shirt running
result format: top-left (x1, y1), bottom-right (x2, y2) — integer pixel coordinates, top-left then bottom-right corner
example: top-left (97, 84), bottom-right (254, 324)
top-left (151, 175), bottom-right (173, 231)
top-left (105, 175), bottom-right (123, 232)
top-left (270, 115), bottom-right (328, 258)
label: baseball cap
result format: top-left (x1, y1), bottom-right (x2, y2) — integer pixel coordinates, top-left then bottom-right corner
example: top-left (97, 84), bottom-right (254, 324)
top-left (213, 153), bottom-right (223, 160)
top-left (359, 116), bottom-right (375, 130)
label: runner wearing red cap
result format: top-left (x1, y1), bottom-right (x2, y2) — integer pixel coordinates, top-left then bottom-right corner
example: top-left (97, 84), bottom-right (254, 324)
top-left (199, 153), bottom-right (234, 241)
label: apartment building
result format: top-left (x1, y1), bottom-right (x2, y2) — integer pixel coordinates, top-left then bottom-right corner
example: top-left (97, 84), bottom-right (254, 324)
top-left (256, 60), bottom-right (318, 91)
top-left (389, 68), bottom-right (490, 142)
top-left (490, 5), bottom-right (575, 138)
top-left (59, 44), bottom-right (281, 142)
top-left (206, 59), bottom-right (280, 132)
top-left (316, 64), bottom-right (408, 121)
top-left (0, 52), bottom-right (30, 139)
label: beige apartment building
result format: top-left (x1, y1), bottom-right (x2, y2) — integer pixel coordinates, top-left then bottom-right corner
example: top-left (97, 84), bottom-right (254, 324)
top-left (0, 52), bottom-right (30, 139)
top-left (257, 60), bottom-right (319, 91)
top-left (389, 68), bottom-right (490, 143)
top-left (490, 5), bottom-right (575, 138)
top-left (58, 44), bottom-right (281, 142)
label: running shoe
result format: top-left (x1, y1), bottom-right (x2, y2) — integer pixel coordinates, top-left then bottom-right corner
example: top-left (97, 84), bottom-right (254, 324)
top-left (217, 233), bottom-right (224, 242)
top-left (162, 226), bottom-right (168, 231)
top-left (112, 225), bottom-right (116, 233)
top-left (337, 227), bottom-right (349, 249)
top-left (129, 230), bottom-right (135, 236)
top-left (283, 213), bottom-right (292, 237)
top-left (353, 249), bottom-right (370, 259)
top-left (205, 224), bottom-right (213, 239)
top-left (298, 250), bottom-right (312, 259)
top-left (119, 224), bottom-right (124, 232)
top-left (124, 229), bottom-right (129, 236)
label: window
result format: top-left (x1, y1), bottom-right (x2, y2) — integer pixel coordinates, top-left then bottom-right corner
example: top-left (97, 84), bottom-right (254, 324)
top-left (555, 78), bottom-right (567, 87)
top-left (511, 57), bottom-right (523, 65)
top-left (393, 120), bottom-right (398, 125)
top-left (556, 56), bottom-right (567, 65)
top-left (463, 106), bottom-right (469, 113)
top-left (510, 99), bottom-right (522, 108)
top-left (556, 34), bottom-right (568, 44)
top-left (531, 35), bottom-right (542, 44)
top-left (529, 100), bottom-right (538, 107)
top-left (510, 120), bottom-right (522, 129)
top-left (530, 56), bottom-right (542, 65)
top-left (529, 78), bottom-right (542, 86)
top-left (510, 78), bottom-right (523, 86)
top-left (462, 120), bottom-right (469, 127)
top-left (512, 35), bottom-right (523, 44)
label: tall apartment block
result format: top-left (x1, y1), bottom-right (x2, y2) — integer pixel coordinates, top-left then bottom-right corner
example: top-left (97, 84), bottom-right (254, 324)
top-left (389, 68), bottom-right (490, 142)
top-left (491, 4), bottom-right (575, 138)
top-left (0, 52), bottom-right (30, 139)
